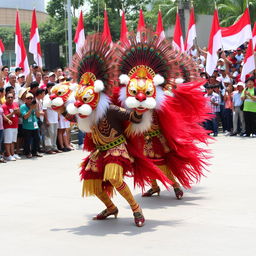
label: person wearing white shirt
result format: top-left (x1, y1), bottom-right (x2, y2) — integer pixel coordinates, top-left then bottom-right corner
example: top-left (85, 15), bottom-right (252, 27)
top-left (42, 83), bottom-right (61, 154)
top-left (230, 82), bottom-right (245, 136)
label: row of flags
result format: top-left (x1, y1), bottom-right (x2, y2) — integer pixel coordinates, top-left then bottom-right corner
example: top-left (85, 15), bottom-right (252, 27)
top-left (206, 7), bottom-right (255, 82)
top-left (0, 10), bottom-right (42, 75)
top-left (75, 6), bottom-right (255, 83)
top-left (1, 7), bottom-right (256, 82)
top-left (16, 10), bottom-right (42, 76)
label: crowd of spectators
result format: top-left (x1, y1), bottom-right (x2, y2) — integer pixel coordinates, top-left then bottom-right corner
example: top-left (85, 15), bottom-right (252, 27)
top-left (0, 65), bottom-right (84, 163)
top-left (1, 43), bottom-right (256, 162)
top-left (188, 43), bottom-right (256, 137)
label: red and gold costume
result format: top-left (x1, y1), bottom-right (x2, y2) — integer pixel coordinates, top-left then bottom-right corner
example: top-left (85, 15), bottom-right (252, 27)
top-left (65, 33), bottom-right (171, 227)
top-left (113, 30), bottom-right (210, 199)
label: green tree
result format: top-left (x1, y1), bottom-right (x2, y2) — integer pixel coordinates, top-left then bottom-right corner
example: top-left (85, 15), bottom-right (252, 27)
top-left (46, 0), bottom-right (85, 20)
top-left (218, 0), bottom-right (256, 26)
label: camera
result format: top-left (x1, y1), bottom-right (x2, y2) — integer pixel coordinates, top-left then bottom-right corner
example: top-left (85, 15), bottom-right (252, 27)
top-left (31, 100), bottom-right (37, 105)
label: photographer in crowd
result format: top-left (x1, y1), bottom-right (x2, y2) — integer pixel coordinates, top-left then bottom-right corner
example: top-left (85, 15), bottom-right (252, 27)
top-left (20, 93), bottom-right (43, 158)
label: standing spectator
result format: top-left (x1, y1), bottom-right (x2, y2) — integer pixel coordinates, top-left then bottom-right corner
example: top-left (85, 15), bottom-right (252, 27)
top-left (230, 82), bottom-right (246, 136)
top-left (40, 73), bottom-right (49, 90)
top-left (0, 66), bottom-right (9, 86)
top-left (17, 73), bottom-right (26, 87)
top-left (4, 73), bottom-right (21, 100)
top-left (43, 83), bottom-right (61, 154)
top-left (48, 72), bottom-right (56, 83)
top-left (15, 67), bottom-right (23, 77)
top-left (204, 84), bottom-right (220, 136)
top-left (20, 93), bottom-right (42, 158)
top-left (35, 89), bottom-right (45, 152)
top-left (235, 48), bottom-right (244, 67)
top-left (223, 84), bottom-right (234, 135)
top-left (29, 81), bottom-right (39, 96)
top-left (241, 78), bottom-right (256, 137)
top-left (35, 72), bottom-right (42, 85)
top-left (16, 87), bottom-right (28, 154)
top-left (0, 87), bottom-right (6, 162)
top-left (56, 68), bottom-right (63, 80)
top-left (57, 114), bottom-right (71, 151)
top-left (78, 129), bottom-right (85, 150)
top-left (2, 92), bottom-right (20, 161)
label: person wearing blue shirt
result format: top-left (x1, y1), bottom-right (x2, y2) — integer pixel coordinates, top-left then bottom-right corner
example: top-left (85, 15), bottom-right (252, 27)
top-left (20, 93), bottom-right (43, 158)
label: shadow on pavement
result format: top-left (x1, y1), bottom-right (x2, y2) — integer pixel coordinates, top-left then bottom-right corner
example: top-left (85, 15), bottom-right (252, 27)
top-left (51, 218), bottom-right (181, 237)
top-left (132, 186), bottom-right (206, 210)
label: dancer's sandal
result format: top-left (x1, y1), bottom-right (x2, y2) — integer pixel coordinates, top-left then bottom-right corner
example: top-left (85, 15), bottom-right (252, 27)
top-left (142, 187), bottom-right (160, 197)
top-left (133, 211), bottom-right (145, 227)
top-left (174, 187), bottom-right (183, 200)
top-left (93, 207), bottom-right (119, 220)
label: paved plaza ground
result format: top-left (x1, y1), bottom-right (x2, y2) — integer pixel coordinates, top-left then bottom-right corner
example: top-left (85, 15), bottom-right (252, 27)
top-left (0, 135), bottom-right (256, 256)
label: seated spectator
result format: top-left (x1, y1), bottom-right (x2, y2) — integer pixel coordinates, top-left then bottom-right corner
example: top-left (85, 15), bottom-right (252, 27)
top-left (2, 92), bottom-right (20, 161)
top-left (0, 87), bottom-right (6, 163)
top-left (230, 82), bottom-right (245, 136)
top-left (20, 93), bottom-right (42, 158)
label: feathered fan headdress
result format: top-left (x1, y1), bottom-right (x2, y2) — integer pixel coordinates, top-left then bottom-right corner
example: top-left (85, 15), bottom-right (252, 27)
top-left (71, 33), bottom-right (115, 94)
top-left (114, 30), bottom-right (200, 87)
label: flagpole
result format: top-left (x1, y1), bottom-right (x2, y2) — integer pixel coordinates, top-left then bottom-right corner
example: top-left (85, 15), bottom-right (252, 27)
top-left (67, 0), bottom-right (72, 67)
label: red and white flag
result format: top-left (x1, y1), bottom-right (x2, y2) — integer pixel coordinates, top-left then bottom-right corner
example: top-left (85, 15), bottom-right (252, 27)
top-left (102, 9), bottom-right (112, 45)
top-left (74, 11), bottom-right (85, 54)
top-left (0, 39), bottom-right (5, 66)
top-left (173, 11), bottom-right (184, 52)
top-left (156, 10), bottom-right (165, 41)
top-left (252, 22), bottom-right (256, 51)
top-left (29, 9), bottom-right (42, 67)
top-left (15, 11), bottom-right (29, 76)
top-left (205, 9), bottom-right (222, 76)
top-left (221, 8), bottom-right (252, 51)
top-left (185, 6), bottom-right (196, 52)
top-left (120, 10), bottom-right (128, 44)
top-left (240, 39), bottom-right (255, 82)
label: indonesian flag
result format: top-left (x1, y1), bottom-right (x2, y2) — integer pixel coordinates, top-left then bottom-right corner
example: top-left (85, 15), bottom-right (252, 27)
top-left (0, 39), bottom-right (4, 66)
top-left (173, 11), bottom-right (184, 52)
top-left (221, 8), bottom-right (252, 51)
top-left (102, 9), bottom-right (112, 45)
top-left (205, 9), bottom-right (222, 76)
top-left (29, 9), bottom-right (42, 67)
top-left (185, 7), bottom-right (196, 52)
top-left (15, 11), bottom-right (29, 76)
top-left (252, 22), bottom-right (256, 50)
top-left (156, 10), bottom-right (165, 41)
top-left (120, 10), bottom-right (128, 44)
top-left (74, 11), bottom-right (85, 54)
top-left (240, 39), bottom-right (255, 82)
top-left (136, 8), bottom-right (146, 41)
